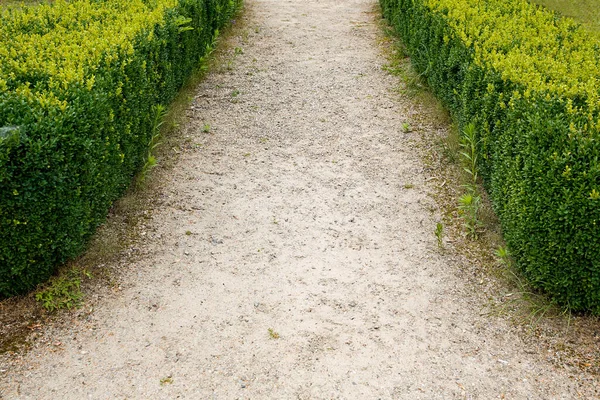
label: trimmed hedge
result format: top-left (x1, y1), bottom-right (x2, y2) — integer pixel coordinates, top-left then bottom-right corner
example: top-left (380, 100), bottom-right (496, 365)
top-left (0, 0), bottom-right (240, 297)
top-left (381, 0), bottom-right (600, 312)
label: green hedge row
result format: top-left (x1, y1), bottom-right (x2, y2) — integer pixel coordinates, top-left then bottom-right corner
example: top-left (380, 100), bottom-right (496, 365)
top-left (380, 0), bottom-right (600, 312)
top-left (0, 0), bottom-right (240, 297)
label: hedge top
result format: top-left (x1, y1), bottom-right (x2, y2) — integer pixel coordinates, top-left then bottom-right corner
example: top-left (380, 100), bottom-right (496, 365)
top-left (429, 0), bottom-right (600, 105)
top-left (0, 0), bottom-right (177, 112)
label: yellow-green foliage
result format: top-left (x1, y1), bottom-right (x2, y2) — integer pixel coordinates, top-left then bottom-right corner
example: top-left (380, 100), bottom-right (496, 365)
top-left (0, 0), bottom-right (173, 96)
top-left (0, 0), bottom-right (240, 297)
top-left (429, 0), bottom-right (600, 101)
top-left (381, 0), bottom-right (600, 312)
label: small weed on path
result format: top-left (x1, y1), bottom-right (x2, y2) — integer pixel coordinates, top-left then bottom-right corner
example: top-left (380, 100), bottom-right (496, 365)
top-left (459, 123), bottom-right (479, 187)
top-left (160, 376), bottom-right (173, 386)
top-left (137, 104), bottom-right (168, 187)
top-left (435, 222), bottom-right (444, 249)
top-left (268, 328), bottom-right (280, 339)
top-left (35, 268), bottom-right (92, 312)
top-left (458, 192), bottom-right (482, 239)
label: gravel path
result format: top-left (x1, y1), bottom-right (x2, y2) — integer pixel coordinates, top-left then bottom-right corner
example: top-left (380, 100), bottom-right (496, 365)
top-left (1, 0), bottom-right (597, 398)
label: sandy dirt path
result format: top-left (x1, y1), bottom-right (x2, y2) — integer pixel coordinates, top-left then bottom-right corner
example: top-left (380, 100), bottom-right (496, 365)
top-left (1, 0), bottom-right (597, 398)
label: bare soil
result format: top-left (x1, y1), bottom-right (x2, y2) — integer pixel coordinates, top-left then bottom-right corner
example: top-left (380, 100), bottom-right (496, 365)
top-left (1, 0), bottom-right (599, 398)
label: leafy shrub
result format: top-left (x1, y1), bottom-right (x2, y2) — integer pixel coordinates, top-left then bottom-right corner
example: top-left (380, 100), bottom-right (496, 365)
top-left (381, 0), bottom-right (600, 312)
top-left (0, 0), bottom-right (240, 297)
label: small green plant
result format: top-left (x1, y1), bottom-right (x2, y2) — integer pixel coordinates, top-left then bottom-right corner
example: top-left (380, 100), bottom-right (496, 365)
top-left (35, 268), bottom-right (91, 311)
top-left (401, 122), bottom-right (412, 132)
top-left (185, 230), bottom-right (192, 236)
top-left (202, 123), bottom-right (211, 133)
top-left (268, 328), bottom-right (280, 339)
top-left (160, 376), bottom-right (173, 386)
top-left (435, 222), bottom-right (444, 249)
top-left (459, 123), bottom-right (479, 186)
top-left (457, 123), bottom-right (483, 239)
top-left (495, 245), bottom-right (512, 267)
top-left (458, 192), bottom-right (482, 239)
top-left (234, 46), bottom-right (244, 55)
top-left (231, 89), bottom-right (240, 97)
top-left (137, 104), bottom-right (167, 186)
top-left (241, 30), bottom-right (249, 43)
top-left (403, 183), bottom-right (414, 189)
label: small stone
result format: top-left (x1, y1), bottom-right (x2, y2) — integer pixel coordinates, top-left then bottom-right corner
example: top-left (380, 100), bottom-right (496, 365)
top-left (211, 237), bottom-right (224, 245)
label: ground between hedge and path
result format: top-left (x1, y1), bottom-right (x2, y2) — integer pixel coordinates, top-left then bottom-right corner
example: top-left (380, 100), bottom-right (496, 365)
top-left (1, 0), bottom-right (598, 398)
